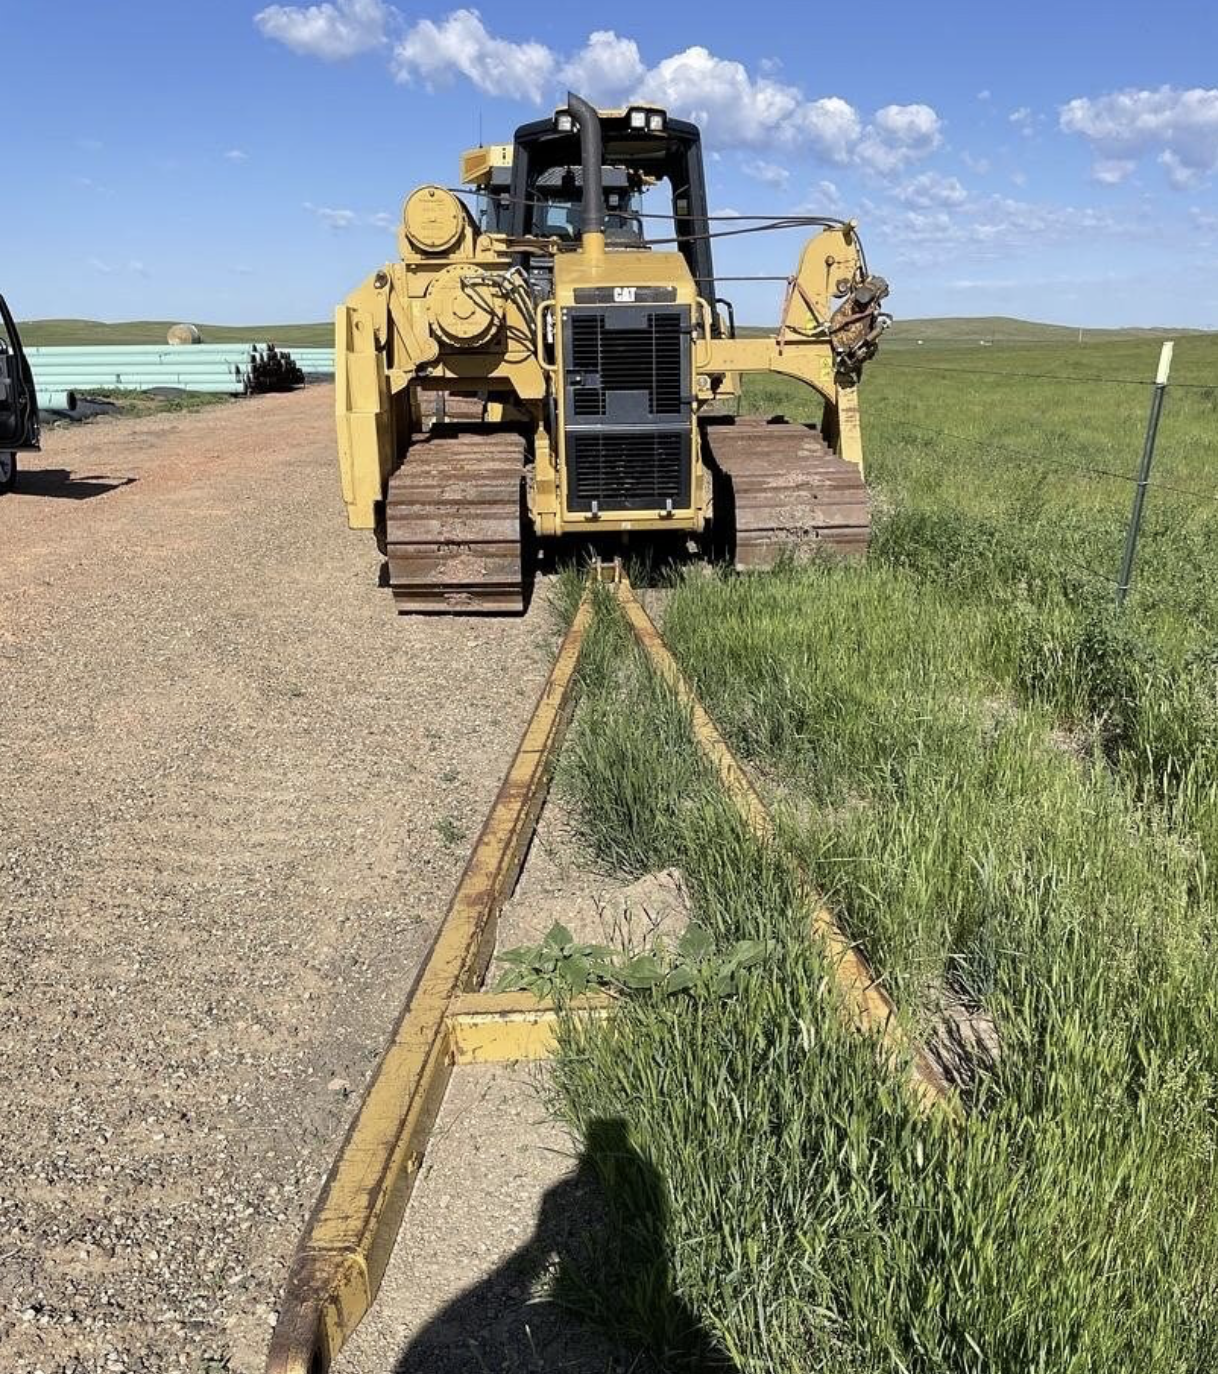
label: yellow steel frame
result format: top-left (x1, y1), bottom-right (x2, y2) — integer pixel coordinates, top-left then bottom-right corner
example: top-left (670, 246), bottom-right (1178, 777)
top-left (268, 568), bottom-right (953, 1373)
top-left (266, 590), bottom-right (593, 1374)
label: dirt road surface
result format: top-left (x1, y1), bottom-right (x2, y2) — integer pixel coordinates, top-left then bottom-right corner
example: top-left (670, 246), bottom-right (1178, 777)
top-left (0, 389), bottom-right (555, 1372)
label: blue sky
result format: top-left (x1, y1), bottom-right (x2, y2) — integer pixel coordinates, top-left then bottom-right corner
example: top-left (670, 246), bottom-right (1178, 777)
top-left (6, 0), bottom-right (1218, 326)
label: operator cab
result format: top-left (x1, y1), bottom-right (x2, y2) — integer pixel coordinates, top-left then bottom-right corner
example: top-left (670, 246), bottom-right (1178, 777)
top-left (527, 166), bottom-right (645, 246)
top-left (465, 102), bottom-right (718, 311)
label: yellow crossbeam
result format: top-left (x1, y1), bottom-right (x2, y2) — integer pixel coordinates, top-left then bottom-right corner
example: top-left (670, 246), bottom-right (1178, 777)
top-left (447, 990), bottom-right (614, 1065)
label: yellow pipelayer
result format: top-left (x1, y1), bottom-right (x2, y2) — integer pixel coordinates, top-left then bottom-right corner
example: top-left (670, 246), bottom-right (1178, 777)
top-left (335, 92), bottom-right (888, 611)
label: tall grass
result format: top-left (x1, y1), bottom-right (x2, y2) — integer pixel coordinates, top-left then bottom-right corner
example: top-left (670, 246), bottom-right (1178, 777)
top-left (749, 341), bottom-right (1218, 881)
top-left (549, 339), bottom-right (1218, 1369)
top-left (555, 575), bottom-right (1218, 1370)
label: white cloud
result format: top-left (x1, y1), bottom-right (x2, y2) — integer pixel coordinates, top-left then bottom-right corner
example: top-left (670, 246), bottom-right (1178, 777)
top-left (265, 11), bottom-right (942, 173)
top-left (87, 257), bottom-right (150, 277)
top-left (879, 192), bottom-right (1127, 263)
top-left (809, 179), bottom-right (843, 214)
top-left (304, 202), bottom-right (358, 229)
top-left (224, 149), bottom-right (249, 162)
top-left (1060, 86), bottom-right (1218, 187)
top-left (742, 159), bottom-right (791, 189)
top-left (559, 30), bottom-right (644, 104)
top-left (1159, 149), bottom-right (1200, 189)
top-left (305, 202), bottom-right (395, 231)
top-left (961, 151), bottom-right (991, 174)
top-left (947, 276), bottom-right (1020, 291)
top-left (977, 89), bottom-right (992, 102)
top-left (256, 0), bottom-right (389, 60)
top-left (797, 97), bottom-right (865, 164)
top-left (1009, 107), bottom-right (1036, 139)
top-left (856, 103), bottom-right (942, 172)
top-left (393, 8), bottom-right (555, 102)
top-left (894, 171), bottom-right (968, 207)
top-left (1091, 157), bottom-right (1135, 185)
top-left (632, 46), bottom-right (847, 155)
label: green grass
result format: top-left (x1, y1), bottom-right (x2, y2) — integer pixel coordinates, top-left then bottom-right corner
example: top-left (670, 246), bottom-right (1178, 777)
top-left (881, 316), bottom-right (1212, 347)
top-left (84, 388), bottom-right (233, 418)
top-left (548, 337), bottom-right (1218, 1370)
top-left (15, 319), bottom-right (332, 347)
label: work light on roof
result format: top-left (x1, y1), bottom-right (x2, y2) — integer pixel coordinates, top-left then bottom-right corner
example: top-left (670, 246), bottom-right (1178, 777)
top-left (556, 112), bottom-right (573, 131)
top-left (629, 108), bottom-right (647, 129)
top-left (648, 113), bottom-right (664, 132)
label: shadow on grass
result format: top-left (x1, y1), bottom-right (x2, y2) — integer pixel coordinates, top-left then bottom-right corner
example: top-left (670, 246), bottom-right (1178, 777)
top-left (391, 1118), bottom-right (730, 1373)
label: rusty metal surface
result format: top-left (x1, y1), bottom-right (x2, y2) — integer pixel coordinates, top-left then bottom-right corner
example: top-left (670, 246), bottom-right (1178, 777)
top-left (704, 417), bottom-right (871, 566)
top-left (385, 425), bottom-right (526, 613)
top-left (265, 591), bottom-right (593, 1374)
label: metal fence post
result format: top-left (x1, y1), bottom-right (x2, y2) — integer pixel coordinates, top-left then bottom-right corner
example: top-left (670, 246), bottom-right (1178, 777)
top-left (1116, 341), bottom-right (1174, 607)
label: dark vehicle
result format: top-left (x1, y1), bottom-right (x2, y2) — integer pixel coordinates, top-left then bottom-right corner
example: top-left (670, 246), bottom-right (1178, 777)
top-left (0, 294), bottom-right (39, 493)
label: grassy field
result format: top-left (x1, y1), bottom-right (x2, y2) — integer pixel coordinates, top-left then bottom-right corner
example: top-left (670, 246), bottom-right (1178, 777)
top-left (546, 336), bottom-right (1218, 1370)
top-left (15, 318), bottom-right (332, 347)
top-left (22, 314), bottom-right (1203, 351)
top-left (882, 315), bottom-right (1210, 347)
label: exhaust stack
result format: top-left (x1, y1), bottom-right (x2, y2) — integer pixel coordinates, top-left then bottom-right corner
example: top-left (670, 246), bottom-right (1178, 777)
top-left (566, 91), bottom-right (605, 260)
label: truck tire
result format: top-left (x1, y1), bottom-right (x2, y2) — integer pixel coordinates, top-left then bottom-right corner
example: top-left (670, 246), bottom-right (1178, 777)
top-left (0, 451), bottom-right (16, 494)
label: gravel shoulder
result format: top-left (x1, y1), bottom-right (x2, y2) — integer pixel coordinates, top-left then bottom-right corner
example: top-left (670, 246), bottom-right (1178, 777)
top-left (0, 389), bottom-right (554, 1373)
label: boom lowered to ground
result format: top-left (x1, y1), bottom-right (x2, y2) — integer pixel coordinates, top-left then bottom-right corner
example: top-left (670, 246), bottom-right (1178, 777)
top-left (334, 91), bottom-right (890, 612)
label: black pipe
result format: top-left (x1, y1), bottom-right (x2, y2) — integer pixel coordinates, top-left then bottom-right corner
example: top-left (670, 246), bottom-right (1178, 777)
top-left (565, 91), bottom-right (604, 237)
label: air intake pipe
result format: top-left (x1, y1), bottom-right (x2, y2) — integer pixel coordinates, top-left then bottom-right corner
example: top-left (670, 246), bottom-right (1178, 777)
top-left (566, 90), bottom-right (605, 259)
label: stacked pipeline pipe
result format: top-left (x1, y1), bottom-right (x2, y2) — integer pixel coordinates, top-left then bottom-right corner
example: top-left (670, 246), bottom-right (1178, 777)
top-left (26, 344), bottom-right (334, 400)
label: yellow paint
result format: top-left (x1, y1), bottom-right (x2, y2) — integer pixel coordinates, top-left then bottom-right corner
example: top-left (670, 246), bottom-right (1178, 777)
top-left (272, 564), bottom-right (951, 1372)
top-left (402, 185), bottom-right (464, 254)
top-left (447, 991), bottom-right (614, 1064)
top-left (266, 592), bottom-right (594, 1374)
top-left (460, 143), bottom-right (512, 185)
top-left (336, 125), bottom-right (881, 549)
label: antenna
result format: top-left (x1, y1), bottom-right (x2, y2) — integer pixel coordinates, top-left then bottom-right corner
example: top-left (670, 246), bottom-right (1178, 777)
top-left (478, 110), bottom-right (483, 148)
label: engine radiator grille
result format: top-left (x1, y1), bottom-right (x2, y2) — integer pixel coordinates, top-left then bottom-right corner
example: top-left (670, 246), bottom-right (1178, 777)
top-left (560, 302), bottom-right (694, 514)
top-left (568, 311), bottom-right (685, 418)
top-left (566, 430), bottom-right (690, 512)
top-left (562, 304), bottom-right (691, 426)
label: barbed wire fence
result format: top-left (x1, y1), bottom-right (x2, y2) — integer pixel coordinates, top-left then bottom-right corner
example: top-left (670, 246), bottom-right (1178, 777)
top-left (872, 341), bottom-right (1218, 623)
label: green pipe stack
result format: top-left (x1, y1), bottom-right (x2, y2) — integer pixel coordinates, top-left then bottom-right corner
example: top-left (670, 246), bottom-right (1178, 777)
top-left (27, 343), bottom-right (334, 398)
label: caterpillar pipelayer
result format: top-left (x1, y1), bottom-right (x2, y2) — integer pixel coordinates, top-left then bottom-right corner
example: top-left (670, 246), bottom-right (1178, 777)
top-left (336, 92), bottom-right (889, 612)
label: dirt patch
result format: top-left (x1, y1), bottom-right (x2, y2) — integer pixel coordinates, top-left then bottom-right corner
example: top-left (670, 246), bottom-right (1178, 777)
top-left (0, 386), bottom-right (554, 1373)
top-left (497, 799), bottom-right (690, 960)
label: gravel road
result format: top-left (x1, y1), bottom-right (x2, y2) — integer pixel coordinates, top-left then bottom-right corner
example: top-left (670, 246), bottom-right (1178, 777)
top-left (0, 389), bottom-right (554, 1373)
